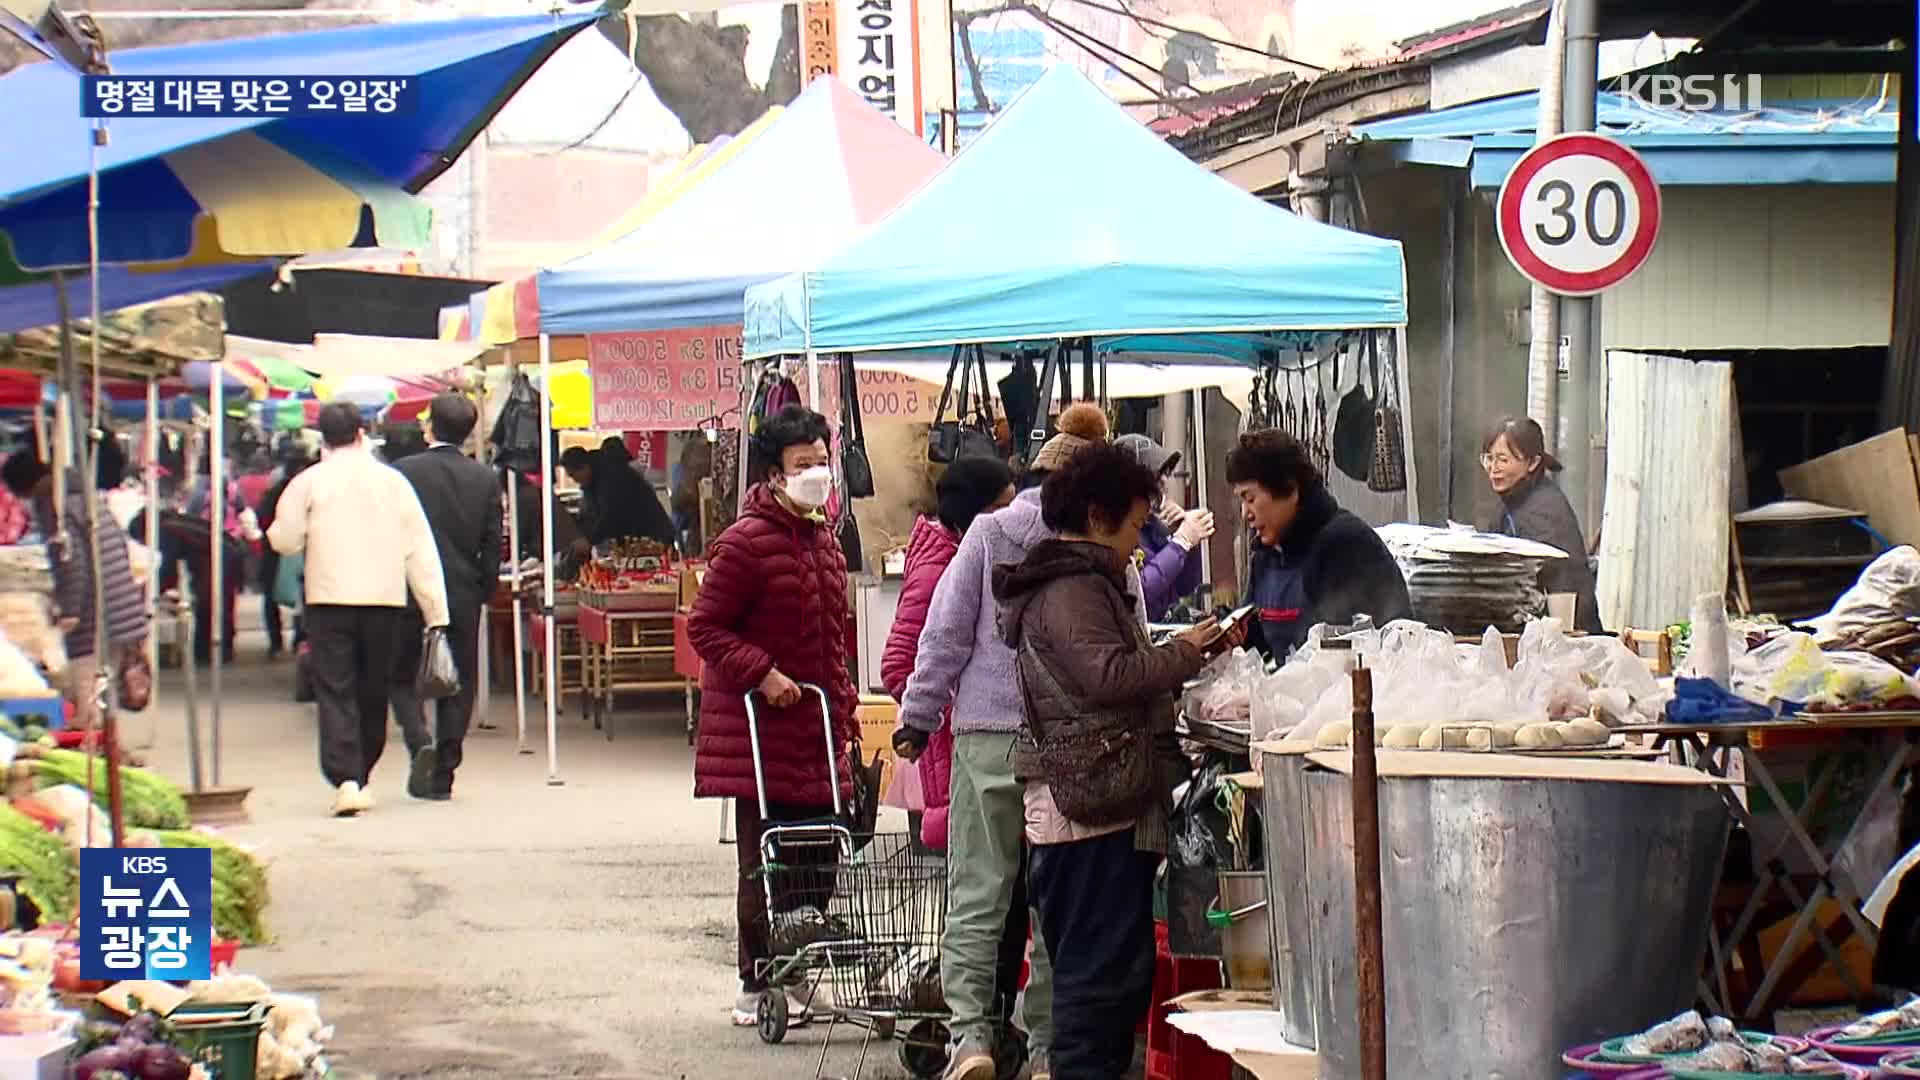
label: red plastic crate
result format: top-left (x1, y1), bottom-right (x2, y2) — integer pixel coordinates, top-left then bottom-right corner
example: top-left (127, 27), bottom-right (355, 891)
top-left (1146, 921), bottom-right (1234, 1080)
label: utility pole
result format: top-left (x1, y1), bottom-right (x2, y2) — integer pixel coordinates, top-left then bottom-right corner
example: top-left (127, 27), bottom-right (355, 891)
top-left (1559, 0), bottom-right (1600, 523)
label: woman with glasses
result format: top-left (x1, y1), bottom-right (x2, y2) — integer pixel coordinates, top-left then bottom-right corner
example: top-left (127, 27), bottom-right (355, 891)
top-left (1480, 416), bottom-right (1602, 632)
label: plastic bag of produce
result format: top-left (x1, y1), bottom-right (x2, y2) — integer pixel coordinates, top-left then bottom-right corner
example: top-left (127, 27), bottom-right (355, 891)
top-left (1805, 546), bottom-right (1920, 646)
top-left (1806, 649), bottom-right (1919, 709)
top-left (0, 633), bottom-right (48, 699)
top-left (1289, 677), bottom-right (1352, 744)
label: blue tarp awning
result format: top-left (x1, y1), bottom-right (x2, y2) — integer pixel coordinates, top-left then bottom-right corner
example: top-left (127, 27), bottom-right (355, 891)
top-left (0, 11), bottom-right (600, 206)
top-left (742, 65), bottom-right (1407, 359)
top-left (1352, 91), bottom-right (1898, 188)
top-left (0, 9), bottom-right (597, 332)
top-left (0, 263), bottom-right (271, 337)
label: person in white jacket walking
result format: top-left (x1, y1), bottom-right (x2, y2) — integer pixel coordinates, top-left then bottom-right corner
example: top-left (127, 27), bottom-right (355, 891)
top-left (268, 403), bottom-right (451, 817)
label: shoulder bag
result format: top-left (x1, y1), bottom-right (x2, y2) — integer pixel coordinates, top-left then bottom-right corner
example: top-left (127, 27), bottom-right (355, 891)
top-left (1012, 598), bottom-right (1158, 827)
top-left (927, 345), bottom-right (998, 464)
top-left (1368, 333), bottom-right (1408, 494)
top-left (838, 355), bottom-right (875, 499)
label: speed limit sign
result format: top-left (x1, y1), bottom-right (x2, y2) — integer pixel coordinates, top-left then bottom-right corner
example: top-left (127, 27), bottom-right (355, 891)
top-left (1497, 132), bottom-right (1661, 296)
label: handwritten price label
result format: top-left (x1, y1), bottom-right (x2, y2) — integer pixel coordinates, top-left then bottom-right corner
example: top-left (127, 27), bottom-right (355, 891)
top-left (588, 327), bottom-right (745, 431)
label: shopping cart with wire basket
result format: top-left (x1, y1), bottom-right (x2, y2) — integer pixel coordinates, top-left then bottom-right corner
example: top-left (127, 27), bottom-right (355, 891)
top-left (745, 685), bottom-right (955, 1079)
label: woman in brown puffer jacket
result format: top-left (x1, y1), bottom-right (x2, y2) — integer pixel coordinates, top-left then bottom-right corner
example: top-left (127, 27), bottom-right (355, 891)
top-left (992, 444), bottom-right (1241, 1080)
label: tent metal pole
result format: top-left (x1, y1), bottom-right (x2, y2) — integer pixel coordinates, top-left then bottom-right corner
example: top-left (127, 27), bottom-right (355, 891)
top-left (144, 377), bottom-right (160, 709)
top-left (209, 360), bottom-right (224, 786)
top-left (539, 334), bottom-right (561, 785)
top-left (507, 372), bottom-right (530, 755)
top-left (1191, 386), bottom-right (1211, 589)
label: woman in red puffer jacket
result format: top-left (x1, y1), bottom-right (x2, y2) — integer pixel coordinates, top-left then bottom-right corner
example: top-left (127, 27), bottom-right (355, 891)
top-left (689, 404), bottom-right (860, 1028)
top-left (880, 456), bottom-right (1015, 851)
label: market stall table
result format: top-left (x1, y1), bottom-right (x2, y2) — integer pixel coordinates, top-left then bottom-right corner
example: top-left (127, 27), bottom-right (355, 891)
top-left (524, 600), bottom-right (588, 721)
top-left (576, 598), bottom-right (691, 739)
top-left (1628, 713), bottom-right (1920, 1021)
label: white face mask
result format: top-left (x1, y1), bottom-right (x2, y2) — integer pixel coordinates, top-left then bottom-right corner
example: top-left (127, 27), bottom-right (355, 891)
top-left (782, 465), bottom-right (834, 510)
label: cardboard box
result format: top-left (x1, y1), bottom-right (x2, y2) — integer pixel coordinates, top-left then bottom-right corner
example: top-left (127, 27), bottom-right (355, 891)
top-left (0, 1033), bottom-right (71, 1080)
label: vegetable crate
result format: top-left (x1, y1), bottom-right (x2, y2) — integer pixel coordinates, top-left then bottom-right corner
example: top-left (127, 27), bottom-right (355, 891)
top-left (170, 1001), bottom-right (266, 1080)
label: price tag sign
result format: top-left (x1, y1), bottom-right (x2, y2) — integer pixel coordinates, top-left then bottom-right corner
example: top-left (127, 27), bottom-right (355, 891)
top-left (1497, 132), bottom-right (1662, 296)
top-left (80, 848), bottom-right (213, 980)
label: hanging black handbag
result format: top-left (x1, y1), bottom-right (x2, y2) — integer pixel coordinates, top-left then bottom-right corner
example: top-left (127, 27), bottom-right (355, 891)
top-left (999, 350), bottom-right (1041, 460)
top-left (1333, 336), bottom-right (1379, 483)
top-left (488, 373), bottom-right (544, 474)
top-left (1368, 333), bottom-right (1409, 494)
top-left (928, 345), bottom-right (998, 463)
top-left (837, 355), bottom-right (876, 499)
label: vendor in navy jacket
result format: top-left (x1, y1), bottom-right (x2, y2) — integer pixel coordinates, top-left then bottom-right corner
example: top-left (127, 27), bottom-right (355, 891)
top-left (1226, 429), bottom-right (1411, 658)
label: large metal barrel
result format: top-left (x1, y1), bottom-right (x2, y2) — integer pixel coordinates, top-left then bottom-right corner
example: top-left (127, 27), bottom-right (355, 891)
top-left (1306, 764), bottom-right (1729, 1079)
top-left (1258, 745), bottom-right (1318, 1048)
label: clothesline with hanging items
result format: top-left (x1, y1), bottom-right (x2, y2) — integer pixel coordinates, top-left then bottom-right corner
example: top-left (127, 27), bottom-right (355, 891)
top-left (1247, 328), bottom-right (1409, 498)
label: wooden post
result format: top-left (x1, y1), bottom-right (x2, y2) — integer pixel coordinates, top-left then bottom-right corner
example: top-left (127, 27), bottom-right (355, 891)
top-left (1350, 662), bottom-right (1386, 1080)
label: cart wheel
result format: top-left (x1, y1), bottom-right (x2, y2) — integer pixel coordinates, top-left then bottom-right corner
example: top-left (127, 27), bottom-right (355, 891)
top-left (899, 1019), bottom-right (949, 1078)
top-left (758, 990), bottom-right (789, 1045)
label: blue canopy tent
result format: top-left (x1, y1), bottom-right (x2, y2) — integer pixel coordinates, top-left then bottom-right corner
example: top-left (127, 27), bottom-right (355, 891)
top-left (742, 64), bottom-right (1407, 359)
top-left (532, 75), bottom-right (946, 335)
top-left (743, 63), bottom-right (1416, 529)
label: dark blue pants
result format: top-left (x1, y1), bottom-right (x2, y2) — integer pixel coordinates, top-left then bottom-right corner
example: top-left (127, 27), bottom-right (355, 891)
top-left (1029, 829), bottom-right (1159, 1079)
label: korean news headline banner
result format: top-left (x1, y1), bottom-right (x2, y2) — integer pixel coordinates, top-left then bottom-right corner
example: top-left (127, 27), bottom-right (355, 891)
top-left (80, 848), bottom-right (214, 981)
top-left (586, 328), bottom-right (942, 431)
top-left (82, 76), bottom-right (416, 117)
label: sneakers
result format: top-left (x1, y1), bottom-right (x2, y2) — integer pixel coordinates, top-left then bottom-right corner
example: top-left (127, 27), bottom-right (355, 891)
top-left (331, 781), bottom-right (372, 817)
top-left (407, 747), bottom-right (439, 800)
top-left (730, 988), bottom-right (816, 1028)
top-left (942, 1034), bottom-right (995, 1080)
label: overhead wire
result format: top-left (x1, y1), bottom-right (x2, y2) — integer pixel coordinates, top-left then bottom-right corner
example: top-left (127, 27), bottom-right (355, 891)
top-left (1048, 0), bottom-right (1324, 71)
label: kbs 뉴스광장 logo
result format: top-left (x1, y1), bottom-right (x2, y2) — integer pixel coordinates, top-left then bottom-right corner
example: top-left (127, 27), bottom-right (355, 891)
top-left (79, 848), bottom-right (213, 981)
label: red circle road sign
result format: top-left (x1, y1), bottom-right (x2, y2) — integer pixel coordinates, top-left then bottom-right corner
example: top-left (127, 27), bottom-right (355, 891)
top-left (1497, 132), bottom-right (1662, 296)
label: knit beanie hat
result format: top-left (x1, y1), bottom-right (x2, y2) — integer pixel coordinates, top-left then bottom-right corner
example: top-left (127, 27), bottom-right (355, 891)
top-left (1028, 402), bottom-right (1109, 473)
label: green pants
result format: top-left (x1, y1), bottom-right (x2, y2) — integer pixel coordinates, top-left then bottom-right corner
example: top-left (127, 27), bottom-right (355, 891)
top-left (945, 731), bottom-right (1053, 1052)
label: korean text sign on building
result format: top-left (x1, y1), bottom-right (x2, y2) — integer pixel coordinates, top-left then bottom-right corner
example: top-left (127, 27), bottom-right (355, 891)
top-left (803, 0), bottom-right (923, 133)
top-left (80, 848), bottom-right (213, 981)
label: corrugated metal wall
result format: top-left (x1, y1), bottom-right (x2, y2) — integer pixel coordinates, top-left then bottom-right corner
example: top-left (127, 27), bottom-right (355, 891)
top-left (1602, 185), bottom-right (1895, 350)
top-left (1596, 352), bottom-right (1733, 630)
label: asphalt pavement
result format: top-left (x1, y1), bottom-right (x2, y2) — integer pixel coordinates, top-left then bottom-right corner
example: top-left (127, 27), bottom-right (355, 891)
top-left (136, 610), bottom-right (917, 1080)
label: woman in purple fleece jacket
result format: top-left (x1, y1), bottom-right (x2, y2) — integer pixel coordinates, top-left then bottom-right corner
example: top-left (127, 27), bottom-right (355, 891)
top-left (1115, 434), bottom-right (1213, 619)
top-left (890, 403), bottom-right (1145, 1080)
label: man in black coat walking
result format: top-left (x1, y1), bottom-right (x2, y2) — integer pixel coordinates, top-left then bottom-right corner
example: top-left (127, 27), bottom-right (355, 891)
top-left (391, 393), bottom-right (502, 800)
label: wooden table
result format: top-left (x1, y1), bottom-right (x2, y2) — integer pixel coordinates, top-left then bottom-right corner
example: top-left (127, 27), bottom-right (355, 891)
top-left (1626, 712), bottom-right (1920, 1020)
top-left (577, 600), bottom-right (693, 741)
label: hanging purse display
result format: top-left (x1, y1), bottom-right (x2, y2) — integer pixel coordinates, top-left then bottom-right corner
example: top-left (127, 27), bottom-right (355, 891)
top-left (1368, 332), bottom-right (1409, 494)
top-left (927, 345), bottom-right (998, 463)
top-left (837, 355), bottom-right (876, 499)
top-left (1333, 336), bottom-right (1379, 483)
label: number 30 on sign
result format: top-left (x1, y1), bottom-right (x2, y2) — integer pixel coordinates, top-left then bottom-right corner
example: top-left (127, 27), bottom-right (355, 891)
top-left (1497, 132), bottom-right (1661, 297)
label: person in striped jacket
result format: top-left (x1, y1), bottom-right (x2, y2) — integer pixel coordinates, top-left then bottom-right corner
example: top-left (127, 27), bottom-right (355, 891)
top-left (1, 453), bottom-right (149, 734)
